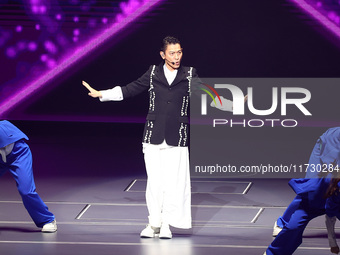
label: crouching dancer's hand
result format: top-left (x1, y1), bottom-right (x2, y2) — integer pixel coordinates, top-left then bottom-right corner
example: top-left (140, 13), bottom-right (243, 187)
top-left (331, 246), bottom-right (340, 254)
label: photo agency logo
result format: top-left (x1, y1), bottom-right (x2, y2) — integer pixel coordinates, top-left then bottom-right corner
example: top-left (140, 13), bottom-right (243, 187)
top-left (199, 82), bottom-right (312, 128)
top-left (199, 84), bottom-right (223, 108)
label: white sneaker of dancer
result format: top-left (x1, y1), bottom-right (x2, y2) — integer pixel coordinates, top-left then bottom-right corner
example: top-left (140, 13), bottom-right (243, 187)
top-left (272, 221), bottom-right (282, 237)
top-left (42, 220), bottom-right (57, 233)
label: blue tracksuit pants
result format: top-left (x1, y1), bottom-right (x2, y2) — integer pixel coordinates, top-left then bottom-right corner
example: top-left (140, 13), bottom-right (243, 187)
top-left (268, 196), bottom-right (324, 255)
top-left (0, 140), bottom-right (55, 227)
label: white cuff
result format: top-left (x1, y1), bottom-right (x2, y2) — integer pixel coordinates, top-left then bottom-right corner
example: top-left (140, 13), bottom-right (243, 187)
top-left (100, 86), bottom-right (123, 102)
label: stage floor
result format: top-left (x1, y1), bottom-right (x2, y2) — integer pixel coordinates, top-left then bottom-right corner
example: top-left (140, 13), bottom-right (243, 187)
top-left (0, 175), bottom-right (336, 255)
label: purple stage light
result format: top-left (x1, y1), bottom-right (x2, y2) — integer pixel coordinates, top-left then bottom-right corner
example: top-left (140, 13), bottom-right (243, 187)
top-left (73, 29), bottom-right (80, 36)
top-left (39, 5), bottom-right (47, 14)
top-left (291, 0), bottom-right (340, 41)
top-left (56, 13), bottom-right (62, 20)
top-left (44, 40), bottom-right (58, 54)
top-left (47, 59), bottom-right (56, 68)
top-left (102, 17), bottom-right (108, 24)
top-left (40, 54), bottom-right (48, 62)
top-left (336, 16), bottom-right (340, 25)
top-left (120, 0), bottom-right (140, 15)
top-left (328, 11), bottom-right (336, 21)
top-left (35, 24), bottom-right (41, 30)
top-left (6, 47), bottom-right (16, 58)
top-left (116, 14), bottom-right (123, 23)
top-left (73, 16), bottom-right (79, 23)
top-left (0, 0), bottom-right (165, 118)
top-left (28, 42), bottom-right (38, 51)
top-left (32, 6), bottom-right (39, 14)
top-left (15, 26), bottom-right (23, 32)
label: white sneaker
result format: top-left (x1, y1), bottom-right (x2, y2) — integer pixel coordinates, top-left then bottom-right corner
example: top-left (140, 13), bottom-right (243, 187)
top-left (140, 225), bottom-right (160, 238)
top-left (42, 220), bottom-right (57, 233)
top-left (272, 221), bottom-right (282, 237)
top-left (159, 224), bottom-right (172, 239)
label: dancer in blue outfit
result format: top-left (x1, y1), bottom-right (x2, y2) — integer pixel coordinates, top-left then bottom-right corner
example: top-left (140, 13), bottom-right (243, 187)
top-left (266, 127), bottom-right (340, 254)
top-left (0, 120), bottom-right (57, 232)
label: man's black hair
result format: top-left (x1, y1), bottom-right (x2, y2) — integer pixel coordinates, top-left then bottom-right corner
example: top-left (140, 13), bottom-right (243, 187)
top-left (161, 36), bottom-right (181, 52)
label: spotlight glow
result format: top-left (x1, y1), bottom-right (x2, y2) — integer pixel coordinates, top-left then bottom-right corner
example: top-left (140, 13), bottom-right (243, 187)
top-left (0, 0), bottom-right (164, 117)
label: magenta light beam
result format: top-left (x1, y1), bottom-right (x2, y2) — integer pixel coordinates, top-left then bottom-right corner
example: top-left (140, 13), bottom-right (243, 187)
top-left (290, 0), bottom-right (340, 41)
top-left (0, 0), bottom-right (164, 117)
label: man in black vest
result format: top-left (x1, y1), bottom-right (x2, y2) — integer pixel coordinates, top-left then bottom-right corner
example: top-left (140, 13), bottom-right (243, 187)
top-left (83, 36), bottom-right (201, 239)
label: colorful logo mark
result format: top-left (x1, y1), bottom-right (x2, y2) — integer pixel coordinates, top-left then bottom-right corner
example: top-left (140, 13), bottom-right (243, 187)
top-left (199, 84), bottom-right (223, 106)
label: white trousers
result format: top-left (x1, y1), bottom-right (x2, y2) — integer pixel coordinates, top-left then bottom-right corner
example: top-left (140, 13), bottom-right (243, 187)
top-left (143, 142), bottom-right (191, 229)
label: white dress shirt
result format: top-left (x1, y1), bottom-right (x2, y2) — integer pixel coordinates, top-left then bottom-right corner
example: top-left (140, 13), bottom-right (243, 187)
top-left (163, 64), bottom-right (177, 85)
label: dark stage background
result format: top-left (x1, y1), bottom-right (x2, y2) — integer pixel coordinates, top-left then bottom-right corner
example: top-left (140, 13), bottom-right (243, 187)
top-left (1, 0), bottom-right (340, 178)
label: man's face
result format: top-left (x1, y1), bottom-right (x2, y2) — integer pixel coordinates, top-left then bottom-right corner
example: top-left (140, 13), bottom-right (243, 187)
top-left (161, 43), bottom-right (183, 71)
